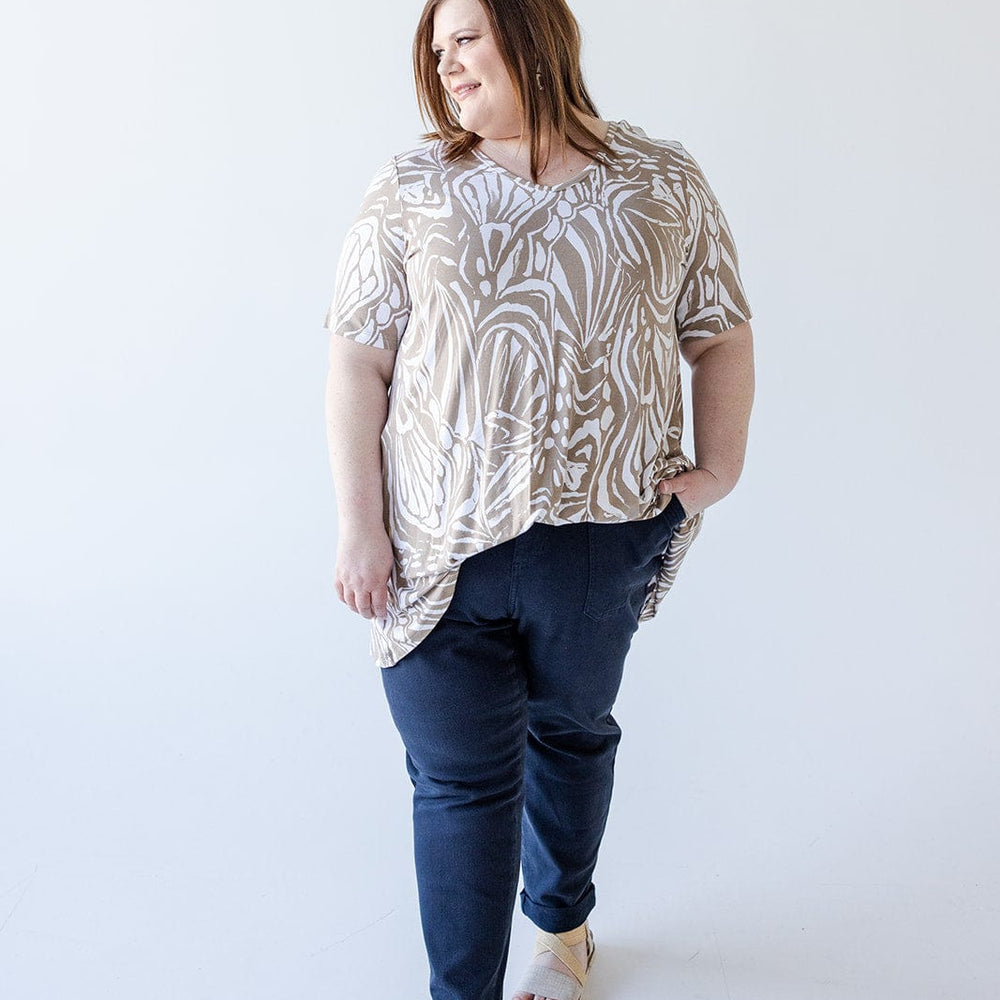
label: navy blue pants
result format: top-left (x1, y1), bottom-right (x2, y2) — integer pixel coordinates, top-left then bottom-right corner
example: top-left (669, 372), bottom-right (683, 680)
top-left (380, 494), bottom-right (687, 1000)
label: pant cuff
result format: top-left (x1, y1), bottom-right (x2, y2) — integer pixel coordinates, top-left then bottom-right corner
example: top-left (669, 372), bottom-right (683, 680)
top-left (519, 883), bottom-right (596, 933)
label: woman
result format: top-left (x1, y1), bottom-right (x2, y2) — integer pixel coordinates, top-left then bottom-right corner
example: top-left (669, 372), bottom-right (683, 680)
top-left (323, 0), bottom-right (755, 997)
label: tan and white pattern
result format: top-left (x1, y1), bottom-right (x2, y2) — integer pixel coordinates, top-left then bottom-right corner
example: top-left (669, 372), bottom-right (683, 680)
top-left (324, 120), bottom-right (752, 668)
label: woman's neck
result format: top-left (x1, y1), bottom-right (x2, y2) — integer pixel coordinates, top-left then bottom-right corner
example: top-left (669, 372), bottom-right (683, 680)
top-left (479, 113), bottom-right (609, 165)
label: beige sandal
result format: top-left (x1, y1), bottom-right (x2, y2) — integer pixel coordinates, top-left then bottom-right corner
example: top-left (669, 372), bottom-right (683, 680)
top-left (513, 921), bottom-right (596, 1000)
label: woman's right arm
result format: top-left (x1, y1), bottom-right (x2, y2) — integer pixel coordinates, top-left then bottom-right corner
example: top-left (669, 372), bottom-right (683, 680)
top-left (325, 333), bottom-right (397, 621)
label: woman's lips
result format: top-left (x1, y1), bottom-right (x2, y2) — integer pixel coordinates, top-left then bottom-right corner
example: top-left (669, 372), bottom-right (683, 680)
top-left (455, 84), bottom-right (480, 99)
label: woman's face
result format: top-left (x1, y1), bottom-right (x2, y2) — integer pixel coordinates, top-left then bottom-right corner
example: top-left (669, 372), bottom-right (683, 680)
top-left (431, 0), bottom-right (522, 139)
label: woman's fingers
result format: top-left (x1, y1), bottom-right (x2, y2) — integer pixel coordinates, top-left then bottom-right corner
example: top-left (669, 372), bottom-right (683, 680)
top-left (335, 530), bottom-right (394, 619)
top-left (370, 583), bottom-right (389, 620)
top-left (344, 582), bottom-right (389, 619)
top-left (655, 466), bottom-right (730, 518)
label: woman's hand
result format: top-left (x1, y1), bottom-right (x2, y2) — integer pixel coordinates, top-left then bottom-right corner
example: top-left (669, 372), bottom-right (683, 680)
top-left (657, 467), bottom-right (732, 519)
top-left (334, 524), bottom-right (395, 620)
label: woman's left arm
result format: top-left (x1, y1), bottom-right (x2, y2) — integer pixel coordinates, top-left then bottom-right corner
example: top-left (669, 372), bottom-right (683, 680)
top-left (658, 321), bottom-right (756, 517)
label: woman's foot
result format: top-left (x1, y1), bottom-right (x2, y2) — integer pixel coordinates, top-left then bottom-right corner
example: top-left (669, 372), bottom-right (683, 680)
top-left (512, 921), bottom-right (594, 1000)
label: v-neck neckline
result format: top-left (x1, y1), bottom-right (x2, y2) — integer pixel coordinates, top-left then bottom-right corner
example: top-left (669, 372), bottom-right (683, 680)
top-left (471, 120), bottom-right (620, 193)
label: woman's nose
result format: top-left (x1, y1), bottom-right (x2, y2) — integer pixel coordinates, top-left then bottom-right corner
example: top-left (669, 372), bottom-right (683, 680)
top-left (437, 50), bottom-right (460, 77)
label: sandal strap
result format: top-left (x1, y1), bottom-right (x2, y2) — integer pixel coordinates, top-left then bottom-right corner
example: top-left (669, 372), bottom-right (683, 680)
top-left (533, 929), bottom-right (587, 985)
top-left (514, 965), bottom-right (583, 1000)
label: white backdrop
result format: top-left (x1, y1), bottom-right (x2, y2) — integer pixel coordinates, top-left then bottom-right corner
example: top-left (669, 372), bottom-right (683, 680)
top-left (2, 1), bottom-right (997, 998)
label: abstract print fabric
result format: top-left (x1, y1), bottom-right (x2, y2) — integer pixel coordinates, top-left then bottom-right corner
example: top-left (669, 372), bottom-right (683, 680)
top-left (324, 120), bottom-right (753, 668)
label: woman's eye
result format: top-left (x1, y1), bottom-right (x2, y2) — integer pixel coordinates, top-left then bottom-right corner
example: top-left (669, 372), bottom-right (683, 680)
top-left (433, 36), bottom-right (474, 58)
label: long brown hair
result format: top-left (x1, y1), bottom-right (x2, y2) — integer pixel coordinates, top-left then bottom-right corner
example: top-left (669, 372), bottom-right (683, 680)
top-left (412, 0), bottom-right (617, 183)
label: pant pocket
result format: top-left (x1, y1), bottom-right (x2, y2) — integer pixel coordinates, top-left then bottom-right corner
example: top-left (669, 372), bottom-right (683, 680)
top-left (583, 495), bottom-right (687, 622)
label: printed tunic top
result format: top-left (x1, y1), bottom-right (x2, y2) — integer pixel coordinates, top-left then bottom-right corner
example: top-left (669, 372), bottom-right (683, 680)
top-left (323, 119), bottom-right (753, 668)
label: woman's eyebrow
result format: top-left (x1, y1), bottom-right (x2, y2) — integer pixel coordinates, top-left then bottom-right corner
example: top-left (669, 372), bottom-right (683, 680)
top-left (431, 28), bottom-right (477, 48)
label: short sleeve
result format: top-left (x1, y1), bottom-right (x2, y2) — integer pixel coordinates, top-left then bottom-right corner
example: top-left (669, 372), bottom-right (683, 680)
top-left (323, 156), bottom-right (411, 352)
top-left (673, 145), bottom-right (753, 341)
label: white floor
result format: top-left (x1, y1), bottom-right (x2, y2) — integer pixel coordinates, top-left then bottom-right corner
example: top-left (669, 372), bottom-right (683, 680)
top-left (1, 775), bottom-right (993, 1000)
top-left (1, 614), bottom-right (996, 1000)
